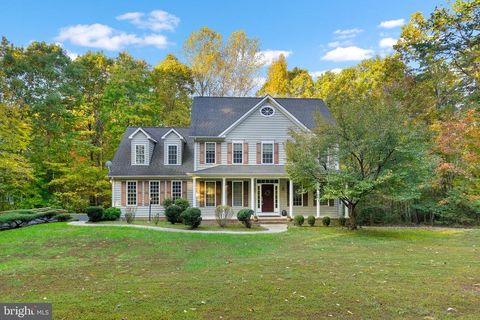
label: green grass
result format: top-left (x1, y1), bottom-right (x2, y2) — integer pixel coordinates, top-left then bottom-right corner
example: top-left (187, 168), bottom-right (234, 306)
top-left (1, 224), bottom-right (479, 319)
top-left (92, 220), bottom-right (267, 231)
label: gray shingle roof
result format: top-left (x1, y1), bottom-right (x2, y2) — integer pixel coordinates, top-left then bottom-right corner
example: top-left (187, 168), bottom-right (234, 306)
top-left (108, 127), bottom-right (193, 177)
top-left (190, 96), bottom-right (332, 137)
top-left (191, 165), bottom-right (287, 176)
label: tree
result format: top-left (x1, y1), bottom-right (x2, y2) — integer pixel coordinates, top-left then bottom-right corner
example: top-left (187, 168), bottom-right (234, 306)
top-left (286, 58), bottom-right (432, 229)
top-left (151, 54), bottom-right (194, 127)
top-left (289, 68), bottom-right (314, 98)
top-left (257, 54), bottom-right (289, 96)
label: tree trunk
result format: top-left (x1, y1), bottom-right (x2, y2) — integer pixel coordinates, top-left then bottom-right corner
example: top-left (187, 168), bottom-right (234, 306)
top-left (349, 204), bottom-right (357, 230)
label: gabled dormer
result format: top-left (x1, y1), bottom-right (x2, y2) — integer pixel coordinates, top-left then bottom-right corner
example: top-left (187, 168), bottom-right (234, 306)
top-left (161, 128), bottom-right (186, 166)
top-left (128, 128), bottom-right (157, 166)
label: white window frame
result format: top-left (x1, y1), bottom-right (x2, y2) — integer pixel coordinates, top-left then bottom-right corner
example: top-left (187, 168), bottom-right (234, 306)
top-left (293, 183), bottom-right (303, 207)
top-left (261, 141), bottom-right (274, 164)
top-left (232, 141), bottom-right (243, 164)
top-left (205, 181), bottom-right (216, 207)
top-left (149, 181), bottom-right (160, 205)
top-left (126, 180), bottom-right (137, 206)
top-left (260, 105), bottom-right (275, 117)
top-left (133, 143), bottom-right (147, 165)
top-left (205, 142), bottom-right (216, 164)
top-left (171, 180), bottom-right (182, 200)
top-left (166, 144), bottom-right (180, 165)
top-left (232, 180), bottom-right (244, 207)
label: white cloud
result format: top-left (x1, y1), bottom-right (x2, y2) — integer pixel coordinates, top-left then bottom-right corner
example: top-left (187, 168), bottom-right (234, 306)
top-left (310, 68), bottom-right (342, 78)
top-left (379, 37), bottom-right (397, 49)
top-left (65, 50), bottom-right (79, 60)
top-left (321, 46), bottom-right (373, 62)
top-left (257, 50), bottom-right (292, 65)
top-left (378, 19), bottom-right (405, 29)
top-left (333, 28), bottom-right (363, 39)
top-left (117, 10), bottom-right (180, 32)
top-left (55, 23), bottom-right (169, 50)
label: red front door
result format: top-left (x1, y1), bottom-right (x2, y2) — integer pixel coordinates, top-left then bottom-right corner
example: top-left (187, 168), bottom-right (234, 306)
top-left (261, 184), bottom-right (274, 212)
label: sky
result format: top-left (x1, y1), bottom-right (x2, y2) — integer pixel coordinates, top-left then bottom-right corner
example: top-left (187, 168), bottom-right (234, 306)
top-left (2, 0), bottom-right (447, 79)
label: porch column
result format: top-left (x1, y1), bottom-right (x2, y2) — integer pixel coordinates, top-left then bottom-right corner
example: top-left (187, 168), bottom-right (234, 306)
top-left (192, 177), bottom-right (197, 207)
top-left (316, 188), bottom-right (320, 218)
top-left (222, 177), bottom-right (226, 206)
top-left (289, 179), bottom-right (293, 217)
top-left (250, 178), bottom-right (255, 211)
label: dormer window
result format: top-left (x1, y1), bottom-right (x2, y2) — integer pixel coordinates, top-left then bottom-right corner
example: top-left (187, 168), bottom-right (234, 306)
top-left (205, 142), bottom-right (216, 164)
top-left (167, 144), bottom-right (179, 165)
top-left (260, 106), bottom-right (275, 117)
top-left (134, 144), bottom-right (146, 165)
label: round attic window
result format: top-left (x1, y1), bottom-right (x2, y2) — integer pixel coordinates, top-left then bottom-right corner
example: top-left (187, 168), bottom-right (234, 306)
top-left (260, 105), bottom-right (275, 117)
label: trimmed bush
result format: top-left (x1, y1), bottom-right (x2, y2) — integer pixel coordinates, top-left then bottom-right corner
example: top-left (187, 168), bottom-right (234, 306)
top-left (85, 206), bottom-right (104, 222)
top-left (174, 198), bottom-right (190, 213)
top-left (322, 216), bottom-right (331, 226)
top-left (294, 215), bottom-right (304, 226)
top-left (180, 208), bottom-right (202, 229)
top-left (338, 217), bottom-right (347, 227)
top-left (103, 207), bottom-right (121, 221)
top-left (307, 215), bottom-right (316, 226)
top-left (237, 209), bottom-right (254, 228)
top-left (162, 198), bottom-right (174, 209)
top-left (215, 205), bottom-right (234, 227)
top-left (165, 205), bottom-right (182, 224)
top-left (56, 214), bottom-right (72, 222)
top-left (124, 207), bottom-right (136, 224)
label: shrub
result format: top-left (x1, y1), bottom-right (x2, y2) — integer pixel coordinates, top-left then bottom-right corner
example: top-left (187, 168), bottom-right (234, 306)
top-left (237, 209), bottom-right (254, 228)
top-left (338, 217), bottom-right (347, 227)
top-left (294, 215), bottom-right (304, 226)
top-left (165, 205), bottom-right (182, 224)
top-left (322, 216), bottom-right (331, 226)
top-left (180, 208), bottom-right (202, 229)
top-left (85, 206), bottom-right (104, 222)
top-left (124, 207), bottom-right (136, 224)
top-left (56, 214), bottom-right (72, 222)
top-left (103, 207), bottom-right (121, 221)
top-left (215, 205), bottom-right (234, 227)
top-left (152, 211), bottom-right (160, 225)
top-left (162, 198), bottom-right (174, 209)
top-left (307, 215), bottom-right (316, 226)
top-left (174, 198), bottom-right (190, 213)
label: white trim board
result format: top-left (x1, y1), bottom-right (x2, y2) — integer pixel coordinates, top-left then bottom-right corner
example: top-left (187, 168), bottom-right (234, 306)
top-left (128, 128), bottom-right (157, 143)
top-left (161, 128), bottom-right (186, 142)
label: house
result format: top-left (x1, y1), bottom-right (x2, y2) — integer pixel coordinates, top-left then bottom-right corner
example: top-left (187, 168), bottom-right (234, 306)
top-left (108, 95), bottom-right (345, 219)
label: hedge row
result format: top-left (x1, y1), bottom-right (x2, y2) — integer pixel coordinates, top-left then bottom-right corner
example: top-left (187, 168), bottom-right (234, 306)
top-left (0, 208), bottom-right (72, 230)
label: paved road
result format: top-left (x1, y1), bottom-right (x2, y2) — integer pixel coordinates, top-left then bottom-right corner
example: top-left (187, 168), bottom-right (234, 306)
top-left (68, 221), bottom-right (288, 234)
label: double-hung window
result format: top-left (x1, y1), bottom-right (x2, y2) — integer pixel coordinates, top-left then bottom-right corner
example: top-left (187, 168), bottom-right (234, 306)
top-left (233, 142), bottom-right (243, 164)
top-left (172, 181), bottom-right (182, 200)
top-left (167, 145), bottom-right (178, 165)
top-left (205, 181), bottom-right (216, 207)
top-left (135, 144), bottom-right (146, 165)
top-left (149, 181), bottom-right (159, 205)
top-left (293, 184), bottom-right (303, 206)
top-left (205, 142), bottom-right (216, 164)
top-left (127, 181), bottom-right (137, 206)
top-left (262, 142), bottom-right (273, 164)
top-left (232, 181), bottom-right (243, 206)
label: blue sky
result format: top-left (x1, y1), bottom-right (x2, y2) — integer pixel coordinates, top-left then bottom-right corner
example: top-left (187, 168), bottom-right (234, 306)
top-left (2, 0), bottom-right (446, 77)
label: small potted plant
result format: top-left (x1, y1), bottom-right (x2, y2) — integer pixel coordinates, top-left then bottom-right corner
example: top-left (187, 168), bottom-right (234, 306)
top-left (253, 214), bottom-right (259, 222)
top-left (281, 209), bottom-right (287, 217)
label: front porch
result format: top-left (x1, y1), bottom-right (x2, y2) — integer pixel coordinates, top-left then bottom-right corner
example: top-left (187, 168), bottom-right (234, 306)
top-left (192, 177), bottom-right (343, 219)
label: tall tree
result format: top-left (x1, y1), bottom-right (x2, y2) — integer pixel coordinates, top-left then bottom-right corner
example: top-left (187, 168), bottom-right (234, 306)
top-left (288, 68), bottom-right (314, 98)
top-left (257, 54), bottom-right (289, 97)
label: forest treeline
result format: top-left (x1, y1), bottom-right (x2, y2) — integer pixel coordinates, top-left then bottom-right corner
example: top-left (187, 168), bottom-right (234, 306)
top-left (0, 0), bottom-right (478, 224)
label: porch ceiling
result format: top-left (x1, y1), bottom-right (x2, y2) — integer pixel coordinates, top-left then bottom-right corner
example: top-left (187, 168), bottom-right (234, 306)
top-left (188, 165), bottom-right (288, 177)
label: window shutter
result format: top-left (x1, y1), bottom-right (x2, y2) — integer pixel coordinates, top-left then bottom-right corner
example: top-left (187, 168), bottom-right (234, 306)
top-left (243, 180), bottom-right (249, 207)
top-left (137, 181), bottom-right (143, 206)
top-left (166, 181), bottom-right (171, 198)
top-left (159, 180), bottom-right (165, 204)
top-left (216, 143), bottom-right (221, 164)
top-left (243, 143), bottom-right (248, 164)
top-left (199, 142), bottom-right (205, 164)
top-left (144, 181), bottom-right (149, 205)
top-left (256, 143), bottom-right (261, 164)
top-left (182, 181), bottom-right (187, 199)
top-left (274, 143), bottom-right (279, 164)
top-left (227, 143), bottom-right (232, 164)
top-left (227, 181), bottom-right (232, 206)
top-left (121, 181), bottom-right (126, 206)
top-left (303, 192), bottom-right (308, 207)
top-left (216, 181), bottom-right (222, 206)
top-left (199, 181), bottom-right (205, 207)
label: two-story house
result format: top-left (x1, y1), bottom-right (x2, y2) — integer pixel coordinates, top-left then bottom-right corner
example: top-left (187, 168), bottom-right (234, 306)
top-left (108, 95), bottom-right (344, 219)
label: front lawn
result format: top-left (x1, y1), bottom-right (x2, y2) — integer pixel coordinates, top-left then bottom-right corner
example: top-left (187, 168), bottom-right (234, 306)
top-left (1, 224), bottom-right (479, 319)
